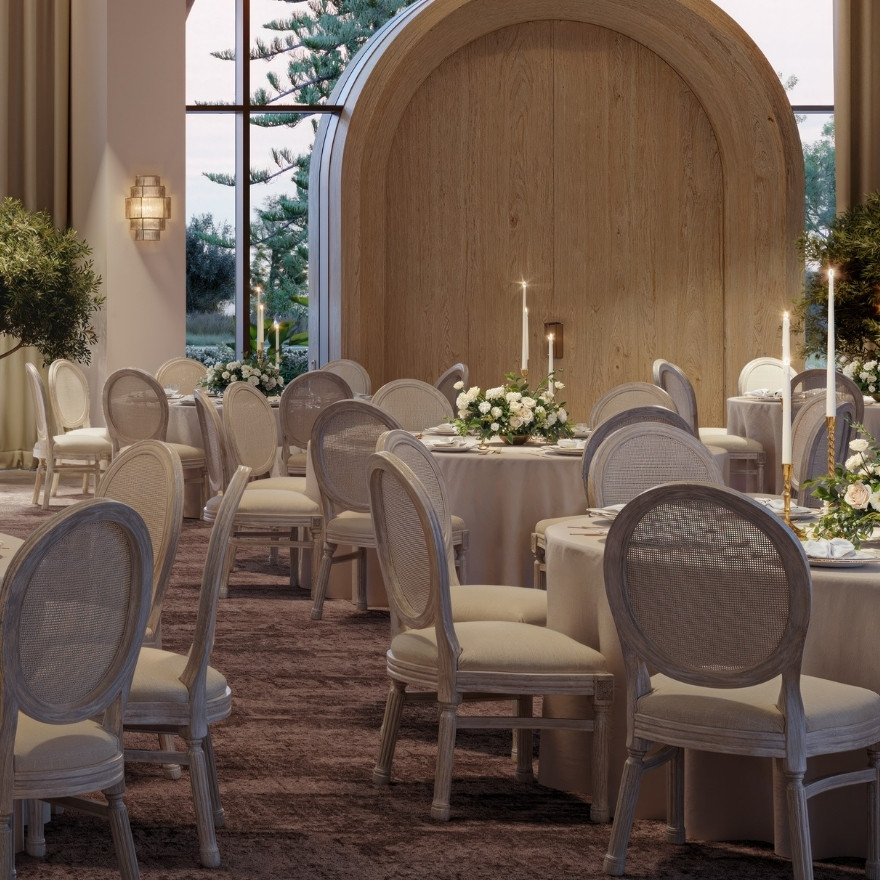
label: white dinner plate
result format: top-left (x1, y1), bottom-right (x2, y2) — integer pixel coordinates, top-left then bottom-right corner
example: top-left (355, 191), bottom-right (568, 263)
top-left (808, 550), bottom-right (880, 568)
top-left (427, 443), bottom-right (473, 453)
top-left (753, 498), bottom-right (815, 520)
top-left (547, 445), bottom-right (585, 456)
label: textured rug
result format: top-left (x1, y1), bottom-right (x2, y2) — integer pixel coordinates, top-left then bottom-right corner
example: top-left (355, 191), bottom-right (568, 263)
top-left (0, 473), bottom-right (865, 879)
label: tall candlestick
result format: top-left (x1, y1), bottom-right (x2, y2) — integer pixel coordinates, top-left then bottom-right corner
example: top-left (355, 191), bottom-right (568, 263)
top-left (257, 302), bottom-right (265, 353)
top-left (521, 282), bottom-right (528, 372)
top-left (782, 312), bottom-right (792, 464)
top-left (826, 268), bottom-right (836, 417)
top-left (548, 333), bottom-right (554, 395)
top-left (274, 320), bottom-right (280, 366)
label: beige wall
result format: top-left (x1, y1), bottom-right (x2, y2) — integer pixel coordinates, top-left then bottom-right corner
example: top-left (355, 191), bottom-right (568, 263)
top-left (70, 0), bottom-right (186, 422)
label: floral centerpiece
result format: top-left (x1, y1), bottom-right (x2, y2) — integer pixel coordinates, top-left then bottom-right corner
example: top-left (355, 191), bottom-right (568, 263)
top-left (201, 355), bottom-right (284, 397)
top-left (805, 430), bottom-right (880, 546)
top-left (450, 372), bottom-right (573, 444)
top-left (839, 355), bottom-right (880, 399)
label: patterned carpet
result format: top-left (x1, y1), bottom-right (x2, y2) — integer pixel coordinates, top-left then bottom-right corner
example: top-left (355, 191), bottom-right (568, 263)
top-left (0, 472), bottom-right (865, 879)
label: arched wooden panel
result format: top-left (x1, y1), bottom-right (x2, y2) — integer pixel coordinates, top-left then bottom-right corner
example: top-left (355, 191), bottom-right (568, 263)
top-left (310, 0), bottom-right (804, 426)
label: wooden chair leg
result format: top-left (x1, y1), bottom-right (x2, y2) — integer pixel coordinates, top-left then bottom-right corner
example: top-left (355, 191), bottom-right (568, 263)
top-left (0, 809), bottom-right (15, 880)
top-left (25, 799), bottom-right (46, 857)
top-left (514, 695), bottom-right (534, 783)
top-left (868, 746), bottom-right (880, 880)
top-left (665, 747), bottom-right (685, 842)
top-left (603, 748), bottom-right (648, 876)
top-left (186, 734), bottom-right (221, 868)
top-left (203, 729), bottom-right (226, 829)
top-left (373, 680), bottom-right (407, 785)
top-left (431, 702), bottom-right (459, 822)
top-left (354, 547), bottom-right (368, 611)
top-left (310, 541), bottom-right (338, 620)
top-left (591, 679), bottom-right (613, 823)
top-left (159, 733), bottom-right (182, 779)
top-left (784, 768), bottom-right (814, 880)
top-left (32, 462), bottom-right (44, 506)
top-left (104, 781), bottom-right (140, 880)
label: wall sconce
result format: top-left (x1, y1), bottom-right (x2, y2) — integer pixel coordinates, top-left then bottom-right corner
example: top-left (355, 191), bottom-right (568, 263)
top-left (125, 175), bottom-right (171, 240)
top-left (544, 322), bottom-right (564, 358)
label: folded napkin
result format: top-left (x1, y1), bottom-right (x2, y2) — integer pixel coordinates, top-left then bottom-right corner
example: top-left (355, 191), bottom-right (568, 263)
top-left (557, 438), bottom-right (586, 449)
top-left (430, 423), bottom-right (458, 435)
top-left (743, 388), bottom-right (781, 399)
top-left (755, 497), bottom-right (785, 511)
top-left (802, 537), bottom-right (856, 559)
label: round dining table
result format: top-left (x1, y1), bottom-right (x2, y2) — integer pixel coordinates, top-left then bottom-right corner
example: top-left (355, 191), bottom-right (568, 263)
top-left (726, 393), bottom-right (880, 493)
top-left (539, 513), bottom-right (880, 860)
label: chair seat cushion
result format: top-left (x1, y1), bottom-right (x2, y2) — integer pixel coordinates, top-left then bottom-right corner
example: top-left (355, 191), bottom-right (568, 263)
top-left (641, 674), bottom-right (880, 743)
top-left (697, 429), bottom-right (763, 454)
top-left (450, 584), bottom-right (546, 626)
top-left (165, 442), bottom-right (206, 465)
top-left (53, 432), bottom-right (111, 455)
top-left (286, 451), bottom-right (307, 472)
top-left (128, 647), bottom-right (230, 706)
top-left (249, 475), bottom-right (308, 493)
top-left (326, 510), bottom-right (374, 542)
top-left (15, 714), bottom-right (120, 773)
top-left (205, 488), bottom-right (319, 517)
top-left (390, 621), bottom-right (606, 674)
top-left (450, 515), bottom-right (466, 539)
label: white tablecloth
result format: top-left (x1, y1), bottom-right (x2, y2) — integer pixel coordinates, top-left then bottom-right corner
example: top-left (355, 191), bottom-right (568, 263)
top-left (540, 516), bottom-right (880, 858)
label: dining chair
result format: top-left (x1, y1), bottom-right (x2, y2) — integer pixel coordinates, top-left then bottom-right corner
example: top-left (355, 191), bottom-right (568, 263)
top-left (320, 358), bottom-right (371, 395)
top-left (434, 363), bottom-right (469, 410)
top-left (123, 465), bottom-right (249, 869)
top-left (196, 389), bottom-right (322, 596)
top-left (601, 482), bottom-right (880, 880)
top-left (102, 367), bottom-right (207, 510)
top-left (587, 422), bottom-right (724, 507)
top-left (309, 399), bottom-right (404, 620)
top-left (791, 395), bottom-right (855, 508)
top-left (588, 381), bottom-right (676, 429)
top-left (95, 439), bottom-right (184, 648)
top-left (791, 368), bottom-right (865, 425)
top-left (653, 358), bottom-right (765, 492)
top-left (371, 378), bottom-right (455, 431)
top-left (279, 370), bottom-right (352, 476)
top-left (48, 358), bottom-right (110, 441)
top-left (156, 356), bottom-right (209, 395)
top-left (376, 430), bottom-right (546, 631)
top-left (367, 450), bottom-right (614, 821)
top-left (1, 497), bottom-right (151, 879)
top-left (25, 362), bottom-right (107, 509)
top-left (530, 405), bottom-right (697, 589)
top-left (737, 356), bottom-right (795, 395)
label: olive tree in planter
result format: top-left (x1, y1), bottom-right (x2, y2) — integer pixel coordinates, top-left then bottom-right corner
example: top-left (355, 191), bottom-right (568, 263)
top-left (0, 197), bottom-right (103, 365)
top-left (796, 191), bottom-right (880, 360)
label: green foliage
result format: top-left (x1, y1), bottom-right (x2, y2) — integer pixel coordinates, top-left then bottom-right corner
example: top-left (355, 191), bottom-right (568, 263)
top-left (804, 120), bottom-right (836, 239)
top-left (186, 214), bottom-right (236, 313)
top-left (0, 197), bottom-right (103, 365)
top-left (795, 192), bottom-right (880, 360)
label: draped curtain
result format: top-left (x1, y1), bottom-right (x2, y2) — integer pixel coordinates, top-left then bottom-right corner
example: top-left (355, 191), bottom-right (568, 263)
top-left (835, 0), bottom-right (880, 211)
top-left (0, 0), bottom-right (70, 468)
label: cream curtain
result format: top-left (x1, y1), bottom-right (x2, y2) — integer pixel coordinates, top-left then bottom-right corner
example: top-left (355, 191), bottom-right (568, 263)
top-left (0, 0), bottom-right (70, 468)
top-left (834, 0), bottom-right (880, 211)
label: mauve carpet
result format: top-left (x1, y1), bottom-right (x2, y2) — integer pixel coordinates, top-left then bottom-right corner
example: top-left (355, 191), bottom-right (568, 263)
top-left (0, 474), bottom-right (865, 879)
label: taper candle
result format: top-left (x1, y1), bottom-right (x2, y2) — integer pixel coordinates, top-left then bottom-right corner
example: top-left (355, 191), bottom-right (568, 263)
top-left (782, 312), bottom-right (792, 464)
top-left (274, 320), bottom-right (280, 366)
top-left (827, 268), bottom-right (836, 417)
top-left (548, 333), bottom-right (554, 395)
top-left (521, 282), bottom-right (528, 371)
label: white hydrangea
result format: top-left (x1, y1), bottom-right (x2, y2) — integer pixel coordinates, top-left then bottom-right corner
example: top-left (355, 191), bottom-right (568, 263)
top-left (557, 407), bottom-right (568, 423)
top-left (505, 391), bottom-right (522, 403)
top-left (546, 411), bottom-right (557, 426)
top-left (851, 438), bottom-right (871, 453)
top-left (490, 422), bottom-right (500, 431)
top-left (456, 393), bottom-right (469, 410)
top-left (486, 386), bottom-right (505, 400)
top-left (453, 380), bottom-right (464, 390)
top-left (478, 401), bottom-right (491, 414)
top-left (521, 396), bottom-right (536, 409)
top-left (490, 406), bottom-right (502, 418)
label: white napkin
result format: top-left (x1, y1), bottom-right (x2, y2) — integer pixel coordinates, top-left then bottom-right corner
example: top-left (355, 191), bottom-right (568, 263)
top-left (743, 388), bottom-right (781, 399)
top-left (755, 497), bottom-right (785, 512)
top-left (557, 438), bottom-right (586, 449)
top-left (431, 423), bottom-right (458, 435)
top-left (426, 436), bottom-right (465, 448)
top-left (802, 537), bottom-right (856, 559)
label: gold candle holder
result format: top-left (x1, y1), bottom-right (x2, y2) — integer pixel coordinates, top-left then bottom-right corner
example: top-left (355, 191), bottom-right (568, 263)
top-left (826, 415), bottom-right (836, 476)
top-left (521, 369), bottom-right (529, 381)
top-left (781, 463), bottom-right (804, 537)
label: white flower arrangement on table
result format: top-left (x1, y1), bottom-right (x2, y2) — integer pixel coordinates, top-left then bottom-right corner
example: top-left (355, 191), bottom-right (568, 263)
top-left (450, 371), bottom-right (573, 444)
top-left (201, 355), bottom-right (284, 397)
top-left (839, 355), bottom-right (880, 397)
top-left (805, 430), bottom-right (880, 546)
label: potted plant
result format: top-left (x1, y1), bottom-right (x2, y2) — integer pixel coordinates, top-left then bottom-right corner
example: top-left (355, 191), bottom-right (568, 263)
top-left (795, 191), bottom-right (880, 361)
top-left (0, 197), bottom-right (103, 365)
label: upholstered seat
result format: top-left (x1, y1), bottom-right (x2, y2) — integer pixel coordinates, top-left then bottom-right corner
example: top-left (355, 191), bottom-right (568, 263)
top-left (130, 647), bottom-right (230, 710)
top-left (448, 584), bottom-right (546, 626)
top-left (204, 487), bottom-right (319, 518)
top-left (15, 716), bottom-right (122, 772)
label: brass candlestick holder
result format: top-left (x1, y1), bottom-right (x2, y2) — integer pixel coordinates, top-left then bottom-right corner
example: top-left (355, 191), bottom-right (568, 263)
top-left (826, 415), bottom-right (836, 476)
top-left (782, 463), bottom-right (805, 537)
top-left (521, 369), bottom-right (529, 381)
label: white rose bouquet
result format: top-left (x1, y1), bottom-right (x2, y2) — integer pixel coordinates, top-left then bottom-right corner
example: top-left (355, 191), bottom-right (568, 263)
top-left (840, 355), bottom-right (880, 398)
top-left (202, 355), bottom-right (284, 397)
top-left (450, 371), bottom-right (573, 444)
top-left (806, 430), bottom-right (880, 545)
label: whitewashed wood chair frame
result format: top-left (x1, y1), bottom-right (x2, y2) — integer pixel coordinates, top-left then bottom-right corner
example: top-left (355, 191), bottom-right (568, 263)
top-left (320, 358), bottom-right (371, 395)
top-left (279, 370), bottom-right (352, 476)
top-left (588, 381), bottom-right (676, 429)
top-left (434, 363), bottom-right (468, 411)
top-left (123, 466), bottom-right (250, 869)
top-left (368, 451), bottom-right (613, 822)
top-left (587, 422), bottom-right (724, 508)
top-left (531, 405), bottom-right (695, 589)
top-left (737, 357), bottom-right (795, 396)
top-left (791, 368), bottom-right (865, 425)
top-left (1, 497), bottom-right (151, 880)
top-left (602, 482), bottom-right (880, 880)
top-left (371, 378), bottom-right (454, 431)
top-left (155, 356), bottom-right (209, 396)
top-left (25, 363), bottom-right (106, 509)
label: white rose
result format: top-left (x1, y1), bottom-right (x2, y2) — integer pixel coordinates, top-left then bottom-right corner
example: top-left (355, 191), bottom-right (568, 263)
top-left (478, 401), bottom-right (491, 414)
top-left (845, 481), bottom-right (871, 510)
top-left (521, 409), bottom-right (534, 424)
top-left (522, 396), bottom-right (536, 409)
top-left (248, 375), bottom-right (260, 386)
top-left (222, 371), bottom-right (230, 379)
top-left (453, 380), bottom-right (464, 390)
top-left (850, 438), bottom-right (870, 453)
top-left (506, 391), bottom-right (522, 403)
top-left (546, 412), bottom-right (557, 426)
top-left (490, 406), bottom-right (502, 418)
top-left (870, 489), bottom-right (880, 512)
top-left (465, 386), bottom-right (481, 402)
top-left (557, 408), bottom-right (568, 423)
top-left (510, 416), bottom-right (523, 429)
top-left (846, 454), bottom-right (867, 473)
top-left (486, 386), bottom-right (505, 400)
top-left (490, 422), bottom-right (500, 432)
top-left (456, 393), bottom-right (469, 410)
top-left (554, 381), bottom-right (565, 390)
